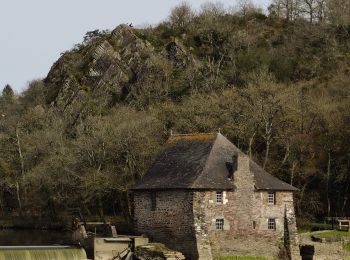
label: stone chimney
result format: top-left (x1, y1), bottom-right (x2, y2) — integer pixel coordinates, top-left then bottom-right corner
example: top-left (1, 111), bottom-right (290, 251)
top-left (237, 153), bottom-right (250, 172)
top-left (232, 153), bottom-right (255, 231)
top-left (233, 153), bottom-right (254, 190)
top-left (230, 153), bottom-right (251, 180)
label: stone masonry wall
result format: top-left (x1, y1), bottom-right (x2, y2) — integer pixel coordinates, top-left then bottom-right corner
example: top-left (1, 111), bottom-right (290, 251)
top-left (252, 191), bottom-right (300, 259)
top-left (193, 191), bottom-right (297, 259)
top-left (133, 154), bottom-right (300, 260)
top-left (133, 190), bottom-right (199, 259)
top-left (193, 154), bottom-right (300, 259)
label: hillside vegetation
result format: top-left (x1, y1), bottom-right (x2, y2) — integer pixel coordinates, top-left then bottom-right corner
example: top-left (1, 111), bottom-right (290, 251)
top-left (0, 1), bottom-right (349, 222)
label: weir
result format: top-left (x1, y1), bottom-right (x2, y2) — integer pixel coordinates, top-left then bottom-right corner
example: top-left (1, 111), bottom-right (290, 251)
top-left (0, 246), bottom-right (87, 260)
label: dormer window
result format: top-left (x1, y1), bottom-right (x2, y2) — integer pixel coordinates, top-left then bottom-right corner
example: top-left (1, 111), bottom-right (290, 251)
top-left (268, 192), bottom-right (276, 205)
top-left (216, 191), bottom-right (223, 203)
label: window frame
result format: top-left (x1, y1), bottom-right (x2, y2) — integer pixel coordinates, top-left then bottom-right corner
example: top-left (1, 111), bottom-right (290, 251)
top-left (215, 218), bottom-right (224, 230)
top-left (268, 218), bottom-right (276, 230)
top-left (268, 191), bottom-right (276, 205)
top-left (216, 191), bottom-right (223, 203)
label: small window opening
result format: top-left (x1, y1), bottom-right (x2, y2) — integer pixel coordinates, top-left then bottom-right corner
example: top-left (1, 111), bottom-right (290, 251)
top-left (151, 192), bottom-right (156, 211)
top-left (216, 191), bottom-right (223, 203)
top-left (253, 221), bottom-right (256, 229)
top-left (268, 218), bottom-right (276, 230)
top-left (215, 219), bottom-right (224, 230)
top-left (268, 192), bottom-right (275, 205)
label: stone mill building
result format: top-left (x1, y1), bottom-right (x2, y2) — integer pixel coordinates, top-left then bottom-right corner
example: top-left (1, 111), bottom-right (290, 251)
top-left (132, 133), bottom-right (300, 259)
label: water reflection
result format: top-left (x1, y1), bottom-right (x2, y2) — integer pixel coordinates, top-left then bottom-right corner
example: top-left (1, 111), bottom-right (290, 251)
top-left (0, 229), bottom-right (72, 246)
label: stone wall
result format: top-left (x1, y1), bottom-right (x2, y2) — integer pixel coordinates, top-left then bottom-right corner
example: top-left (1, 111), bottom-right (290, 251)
top-left (192, 190), bottom-right (299, 259)
top-left (192, 155), bottom-right (300, 259)
top-left (133, 154), bottom-right (300, 260)
top-left (133, 190), bottom-right (198, 259)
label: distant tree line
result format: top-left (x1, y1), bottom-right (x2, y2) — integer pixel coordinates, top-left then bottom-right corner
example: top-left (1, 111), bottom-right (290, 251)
top-left (0, 1), bottom-right (349, 223)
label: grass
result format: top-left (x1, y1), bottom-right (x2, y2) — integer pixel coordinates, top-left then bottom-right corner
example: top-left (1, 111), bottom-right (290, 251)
top-left (298, 222), bottom-right (333, 233)
top-left (343, 242), bottom-right (350, 251)
top-left (313, 230), bottom-right (350, 238)
top-left (216, 257), bottom-right (270, 260)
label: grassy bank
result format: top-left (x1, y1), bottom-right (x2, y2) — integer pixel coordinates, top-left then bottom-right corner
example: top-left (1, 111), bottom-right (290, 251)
top-left (298, 222), bottom-right (334, 233)
top-left (313, 231), bottom-right (350, 238)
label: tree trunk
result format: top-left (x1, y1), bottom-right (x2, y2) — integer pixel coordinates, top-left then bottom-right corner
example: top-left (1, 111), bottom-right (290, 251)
top-left (290, 161), bottom-right (297, 186)
top-left (326, 151), bottom-right (331, 218)
top-left (15, 181), bottom-right (22, 215)
top-left (298, 183), bottom-right (308, 214)
top-left (341, 182), bottom-right (349, 216)
top-left (263, 116), bottom-right (274, 169)
top-left (15, 127), bottom-right (25, 214)
top-left (248, 131), bottom-right (256, 158)
top-left (341, 155), bottom-right (350, 216)
top-left (263, 141), bottom-right (270, 169)
top-left (15, 128), bottom-right (25, 179)
top-left (98, 194), bottom-right (104, 220)
top-left (282, 144), bottom-right (290, 164)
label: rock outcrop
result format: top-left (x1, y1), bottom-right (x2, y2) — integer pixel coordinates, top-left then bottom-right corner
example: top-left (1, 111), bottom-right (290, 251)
top-left (44, 24), bottom-right (198, 118)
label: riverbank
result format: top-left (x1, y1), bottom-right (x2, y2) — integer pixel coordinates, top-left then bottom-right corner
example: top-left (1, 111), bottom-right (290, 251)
top-left (0, 229), bottom-right (72, 246)
top-left (0, 215), bottom-right (132, 232)
top-left (0, 216), bottom-right (65, 230)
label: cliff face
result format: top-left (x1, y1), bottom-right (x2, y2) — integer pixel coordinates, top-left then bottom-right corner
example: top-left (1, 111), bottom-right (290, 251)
top-left (45, 24), bottom-right (197, 117)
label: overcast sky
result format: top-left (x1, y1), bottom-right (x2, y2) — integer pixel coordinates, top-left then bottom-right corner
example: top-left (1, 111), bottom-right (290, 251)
top-left (0, 0), bottom-right (270, 92)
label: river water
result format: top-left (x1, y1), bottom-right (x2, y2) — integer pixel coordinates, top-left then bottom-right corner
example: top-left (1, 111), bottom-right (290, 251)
top-left (0, 229), bottom-right (72, 246)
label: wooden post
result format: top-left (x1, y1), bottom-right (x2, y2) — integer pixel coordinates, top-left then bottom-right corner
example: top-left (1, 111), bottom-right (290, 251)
top-left (338, 220), bottom-right (350, 231)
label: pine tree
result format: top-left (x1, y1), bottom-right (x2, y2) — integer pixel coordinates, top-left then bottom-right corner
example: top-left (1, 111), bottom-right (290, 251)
top-left (1, 84), bottom-right (15, 104)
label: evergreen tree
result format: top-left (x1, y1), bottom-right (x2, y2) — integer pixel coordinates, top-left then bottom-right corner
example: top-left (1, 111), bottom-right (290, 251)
top-left (1, 84), bottom-right (15, 104)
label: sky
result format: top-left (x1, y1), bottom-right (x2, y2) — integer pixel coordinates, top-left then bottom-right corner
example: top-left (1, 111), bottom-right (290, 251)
top-left (0, 0), bottom-right (270, 92)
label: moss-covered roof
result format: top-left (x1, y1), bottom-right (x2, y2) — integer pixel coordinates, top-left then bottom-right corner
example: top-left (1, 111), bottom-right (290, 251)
top-left (133, 133), bottom-right (298, 191)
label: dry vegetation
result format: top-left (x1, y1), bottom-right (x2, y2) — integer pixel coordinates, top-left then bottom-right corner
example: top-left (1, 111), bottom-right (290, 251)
top-left (0, 0), bottom-right (349, 223)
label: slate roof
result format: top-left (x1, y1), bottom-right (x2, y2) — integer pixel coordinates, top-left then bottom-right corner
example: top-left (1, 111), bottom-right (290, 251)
top-left (132, 133), bottom-right (298, 191)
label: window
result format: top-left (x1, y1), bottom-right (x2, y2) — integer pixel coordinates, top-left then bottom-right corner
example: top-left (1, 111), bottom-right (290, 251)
top-left (215, 219), bottom-right (224, 230)
top-left (216, 191), bottom-right (223, 203)
top-left (268, 218), bottom-right (276, 230)
top-left (150, 192), bottom-right (156, 211)
top-left (268, 192), bottom-right (275, 205)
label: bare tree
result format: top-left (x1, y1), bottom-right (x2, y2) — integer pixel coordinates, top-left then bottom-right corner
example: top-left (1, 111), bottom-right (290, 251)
top-left (270, 0), bottom-right (302, 21)
top-left (168, 2), bottom-right (194, 32)
top-left (315, 0), bottom-right (327, 21)
top-left (237, 0), bottom-right (261, 17)
top-left (301, 0), bottom-right (318, 23)
top-left (238, 82), bottom-right (285, 169)
top-left (326, 0), bottom-right (350, 26)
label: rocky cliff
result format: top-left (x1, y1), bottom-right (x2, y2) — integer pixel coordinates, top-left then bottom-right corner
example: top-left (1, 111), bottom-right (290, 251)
top-left (45, 24), bottom-right (197, 118)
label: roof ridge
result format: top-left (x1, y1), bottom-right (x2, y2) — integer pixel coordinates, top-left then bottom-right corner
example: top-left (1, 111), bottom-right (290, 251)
top-left (190, 133), bottom-right (219, 188)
